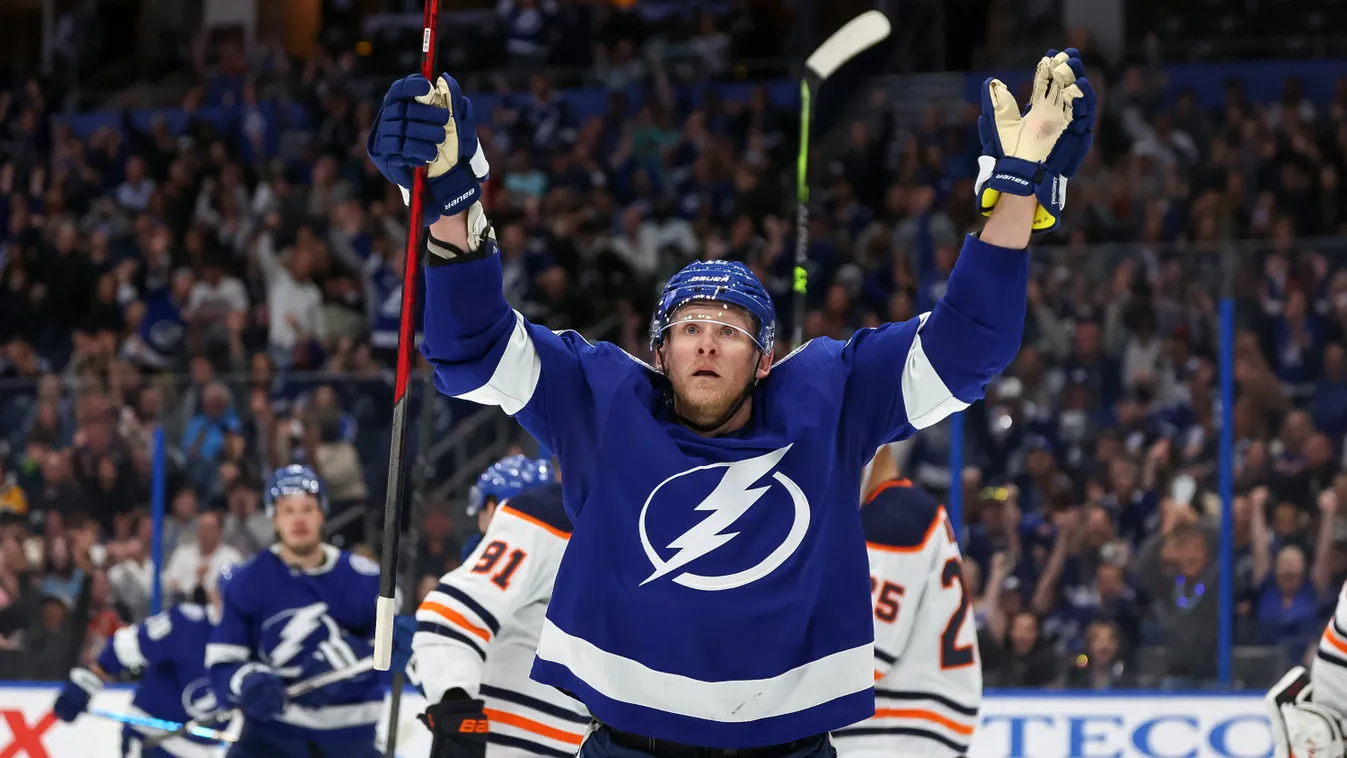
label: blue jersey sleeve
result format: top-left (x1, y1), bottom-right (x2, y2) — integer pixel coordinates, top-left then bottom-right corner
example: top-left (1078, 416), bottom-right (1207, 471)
top-left (420, 250), bottom-right (607, 484)
top-left (840, 233), bottom-right (1026, 450)
top-left (205, 573), bottom-right (262, 706)
top-left (97, 605), bottom-right (206, 676)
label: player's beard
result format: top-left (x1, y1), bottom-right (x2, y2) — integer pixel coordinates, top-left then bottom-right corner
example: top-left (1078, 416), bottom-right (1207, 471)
top-left (282, 534), bottom-right (323, 561)
top-left (670, 377), bottom-right (748, 428)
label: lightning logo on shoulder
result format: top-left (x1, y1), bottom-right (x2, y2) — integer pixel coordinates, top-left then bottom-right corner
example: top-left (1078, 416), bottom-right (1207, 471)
top-left (638, 445), bottom-right (811, 592)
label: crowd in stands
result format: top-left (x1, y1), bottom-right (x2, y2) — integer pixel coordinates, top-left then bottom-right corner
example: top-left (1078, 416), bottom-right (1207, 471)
top-left (1, 0), bottom-right (1346, 692)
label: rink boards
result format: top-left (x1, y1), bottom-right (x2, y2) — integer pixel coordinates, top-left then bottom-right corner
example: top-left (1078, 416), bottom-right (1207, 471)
top-left (0, 685), bottom-right (1272, 758)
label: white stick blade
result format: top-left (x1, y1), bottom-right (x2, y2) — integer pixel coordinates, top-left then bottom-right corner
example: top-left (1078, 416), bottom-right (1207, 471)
top-left (373, 595), bottom-right (397, 671)
top-left (805, 10), bottom-right (893, 80)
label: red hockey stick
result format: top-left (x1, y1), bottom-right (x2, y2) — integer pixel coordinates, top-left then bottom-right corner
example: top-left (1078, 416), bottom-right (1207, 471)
top-left (374, 0), bottom-right (439, 671)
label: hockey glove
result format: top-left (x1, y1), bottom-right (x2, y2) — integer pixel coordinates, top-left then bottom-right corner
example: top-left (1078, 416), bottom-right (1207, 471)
top-left (292, 633), bottom-right (377, 709)
top-left (420, 690), bottom-right (489, 758)
top-left (975, 48), bottom-right (1094, 233)
top-left (53, 667), bottom-right (102, 723)
top-left (234, 664), bottom-right (287, 721)
top-left (366, 73), bottom-right (491, 226)
top-left (1266, 665), bottom-right (1346, 758)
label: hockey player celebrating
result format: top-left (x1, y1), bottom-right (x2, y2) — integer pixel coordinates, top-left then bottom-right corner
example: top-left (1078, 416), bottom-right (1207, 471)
top-left (366, 47), bottom-right (1093, 755)
top-left (53, 563), bottom-right (238, 758)
top-left (204, 465), bottom-right (412, 758)
top-left (413, 455), bottom-right (590, 758)
top-left (833, 444), bottom-right (982, 758)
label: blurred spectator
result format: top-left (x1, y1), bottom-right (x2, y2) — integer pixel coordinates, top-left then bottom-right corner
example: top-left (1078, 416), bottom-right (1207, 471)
top-left (161, 510), bottom-right (242, 605)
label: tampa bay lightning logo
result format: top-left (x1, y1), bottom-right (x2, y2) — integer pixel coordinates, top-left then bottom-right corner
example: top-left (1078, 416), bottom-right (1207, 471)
top-left (181, 678), bottom-right (218, 721)
top-left (638, 445), bottom-right (811, 592)
top-left (261, 602), bottom-right (342, 675)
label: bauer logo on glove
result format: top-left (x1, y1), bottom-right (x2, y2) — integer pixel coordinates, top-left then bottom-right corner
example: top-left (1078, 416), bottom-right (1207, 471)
top-left (974, 47), bottom-right (1097, 234)
top-left (366, 73), bottom-right (492, 225)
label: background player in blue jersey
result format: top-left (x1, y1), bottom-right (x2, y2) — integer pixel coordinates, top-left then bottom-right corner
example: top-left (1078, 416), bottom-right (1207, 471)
top-left (53, 563), bottom-right (238, 758)
top-left (413, 456), bottom-right (591, 758)
top-left (203, 465), bottom-right (412, 758)
top-left (366, 49), bottom-right (1093, 756)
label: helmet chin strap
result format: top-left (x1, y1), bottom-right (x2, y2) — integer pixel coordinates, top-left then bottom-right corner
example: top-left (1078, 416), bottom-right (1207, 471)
top-left (659, 346), bottom-right (763, 435)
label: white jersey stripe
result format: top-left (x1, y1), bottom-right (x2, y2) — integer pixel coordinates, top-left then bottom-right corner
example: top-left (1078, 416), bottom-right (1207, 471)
top-left (454, 312), bottom-right (542, 415)
top-left (534, 619), bottom-right (872, 722)
top-left (901, 313), bottom-right (971, 430)
top-left (274, 700), bottom-right (384, 730)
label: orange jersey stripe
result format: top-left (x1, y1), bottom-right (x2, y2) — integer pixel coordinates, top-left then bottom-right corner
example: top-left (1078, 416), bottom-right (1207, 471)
top-left (484, 708), bottom-right (584, 745)
top-left (499, 504), bottom-right (571, 540)
top-left (1325, 623), bottom-right (1347, 656)
top-left (866, 506), bottom-right (947, 554)
top-left (419, 601), bottom-right (493, 643)
top-left (864, 479), bottom-right (914, 504)
top-left (873, 708), bottom-right (976, 736)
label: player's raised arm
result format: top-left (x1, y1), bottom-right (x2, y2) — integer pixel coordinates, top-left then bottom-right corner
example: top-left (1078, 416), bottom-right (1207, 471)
top-left (365, 74), bottom-right (601, 458)
top-left (839, 49), bottom-right (1096, 448)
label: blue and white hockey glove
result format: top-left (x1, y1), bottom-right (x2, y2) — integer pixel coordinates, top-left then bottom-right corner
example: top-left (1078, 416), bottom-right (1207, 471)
top-left (366, 73), bottom-right (491, 226)
top-left (53, 668), bottom-right (102, 723)
top-left (292, 634), bottom-right (377, 709)
top-left (975, 48), bottom-right (1096, 233)
top-left (234, 664), bottom-right (287, 721)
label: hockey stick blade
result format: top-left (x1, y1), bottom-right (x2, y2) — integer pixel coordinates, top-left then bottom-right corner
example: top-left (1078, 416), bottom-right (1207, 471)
top-left (804, 9), bottom-right (892, 81)
top-left (91, 709), bottom-right (235, 743)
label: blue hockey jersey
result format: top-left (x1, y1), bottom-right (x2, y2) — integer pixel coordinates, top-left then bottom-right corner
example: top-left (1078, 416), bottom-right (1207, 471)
top-left (419, 232), bottom-right (1024, 747)
top-left (204, 545), bottom-right (384, 743)
top-left (99, 604), bottom-right (224, 758)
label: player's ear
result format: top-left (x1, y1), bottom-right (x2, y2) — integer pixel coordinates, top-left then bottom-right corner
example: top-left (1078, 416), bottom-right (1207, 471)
top-left (755, 349), bottom-right (773, 380)
top-left (654, 346), bottom-right (665, 373)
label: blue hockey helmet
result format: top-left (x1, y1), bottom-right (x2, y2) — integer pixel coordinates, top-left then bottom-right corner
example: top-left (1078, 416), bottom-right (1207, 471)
top-left (467, 455), bottom-right (555, 517)
top-left (265, 464), bottom-right (328, 517)
top-left (650, 260), bottom-right (776, 355)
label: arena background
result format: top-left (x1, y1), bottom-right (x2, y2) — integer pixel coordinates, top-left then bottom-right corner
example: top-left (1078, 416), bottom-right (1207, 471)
top-left (1, 0), bottom-right (1343, 754)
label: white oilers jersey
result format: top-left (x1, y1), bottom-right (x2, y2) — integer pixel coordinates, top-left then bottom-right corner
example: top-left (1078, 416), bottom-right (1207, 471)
top-left (1313, 582), bottom-right (1347, 713)
top-left (834, 480), bottom-right (982, 758)
top-left (415, 483), bottom-right (591, 758)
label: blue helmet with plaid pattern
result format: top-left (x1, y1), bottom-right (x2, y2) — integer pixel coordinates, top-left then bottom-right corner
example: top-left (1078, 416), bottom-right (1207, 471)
top-left (265, 464), bottom-right (328, 517)
top-left (467, 455), bottom-right (555, 517)
top-left (650, 260), bottom-right (776, 355)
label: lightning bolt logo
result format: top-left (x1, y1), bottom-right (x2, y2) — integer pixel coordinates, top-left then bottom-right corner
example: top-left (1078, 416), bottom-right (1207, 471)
top-left (642, 445), bottom-right (793, 586)
top-left (266, 602), bottom-right (331, 670)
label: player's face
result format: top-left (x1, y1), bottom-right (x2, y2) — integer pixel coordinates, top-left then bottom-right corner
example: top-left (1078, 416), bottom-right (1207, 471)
top-left (273, 494), bottom-right (324, 555)
top-left (659, 303), bottom-right (771, 428)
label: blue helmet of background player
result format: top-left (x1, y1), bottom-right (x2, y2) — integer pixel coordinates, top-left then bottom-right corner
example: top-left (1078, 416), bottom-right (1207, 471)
top-left (466, 455), bottom-right (555, 518)
top-left (649, 260), bottom-right (776, 356)
top-left (265, 464), bottom-right (328, 517)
